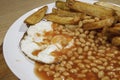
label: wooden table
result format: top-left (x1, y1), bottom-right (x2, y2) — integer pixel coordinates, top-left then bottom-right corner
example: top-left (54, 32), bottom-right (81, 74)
top-left (0, 0), bottom-right (120, 80)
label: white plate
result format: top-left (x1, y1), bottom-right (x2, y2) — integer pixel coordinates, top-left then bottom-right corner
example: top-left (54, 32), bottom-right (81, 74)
top-left (3, 0), bottom-right (97, 80)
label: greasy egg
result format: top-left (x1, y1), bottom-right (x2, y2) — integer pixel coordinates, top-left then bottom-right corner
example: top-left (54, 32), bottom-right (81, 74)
top-left (20, 21), bottom-right (74, 64)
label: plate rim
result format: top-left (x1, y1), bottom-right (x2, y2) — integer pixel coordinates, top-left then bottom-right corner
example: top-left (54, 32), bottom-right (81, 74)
top-left (3, 2), bottom-right (55, 80)
top-left (2, 0), bottom-right (99, 80)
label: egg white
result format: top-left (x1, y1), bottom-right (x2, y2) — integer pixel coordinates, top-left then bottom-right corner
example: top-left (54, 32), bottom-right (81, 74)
top-left (20, 21), bottom-right (74, 64)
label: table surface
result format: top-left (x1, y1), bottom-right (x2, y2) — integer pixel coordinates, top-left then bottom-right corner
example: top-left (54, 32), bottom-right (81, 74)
top-left (0, 0), bottom-right (120, 80)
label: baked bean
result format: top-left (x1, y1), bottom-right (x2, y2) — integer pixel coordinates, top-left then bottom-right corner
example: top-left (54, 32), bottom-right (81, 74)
top-left (54, 77), bottom-right (62, 80)
top-left (70, 56), bottom-right (76, 60)
top-left (97, 33), bottom-right (102, 37)
top-left (60, 61), bottom-right (66, 66)
top-left (67, 51), bottom-right (73, 57)
top-left (38, 66), bottom-right (44, 71)
top-left (84, 46), bottom-right (89, 52)
top-left (85, 64), bottom-right (91, 69)
top-left (88, 56), bottom-right (95, 60)
top-left (114, 51), bottom-right (118, 54)
top-left (88, 39), bottom-right (94, 43)
top-left (77, 74), bottom-right (86, 78)
top-left (97, 53), bottom-right (105, 57)
top-left (81, 43), bottom-right (86, 47)
top-left (58, 67), bottom-right (66, 72)
top-left (66, 63), bottom-right (72, 69)
top-left (87, 51), bottom-right (92, 56)
top-left (47, 71), bottom-right (55, 76)
top-left (78, 21), bottom-right (83, 27)
top-left (86, 42), bottom-right (91, 46)
top-left (50, 64), bottom-right (55, 69)
top-left (59, 25), bottom-right (64, 30)
top-left (63, 72), bottom-right (69, 76)
top-left (98, 49), bottom-right (105, 53)
top-left (116, 67), bottom-right (120, 71)
top-left (94, 60), bottom-right (102, 64)
top-left (90, 63), bottom-right (97, 67)
top-left (81, 69), bottom-right (88, 73)
top-left (66, 77), bottom-right (74, 80)
top-left (94, 46), bottom-right (99, 51)
top-left (106, 43), bottom-right (111, 47)
top-left (106, 66), bottom-right (113, 70)
top-left (90, 35), bottom-right (94, 39)
top-left (75, 31), bottom-right (80, 36)
top-left (99, 46), bottom-right (106, 50)
top-left (101, 76), bottom-right (110, 80)
top-left (76, 67), bottom-right (80, 71)
top-left (62, 55), bottom-right (67, 60)
top-left (68, 61), bottom-right (73, 65)
top-left (94, 17), bottom-right (100, 21)
top-left (79, 28), bottom-right (84, 33)
top-left (95, 39), bottom-right (99, 44)
top-left (78, 56), bottom-right (84, 59)
top-left (97, 65), bottom-right (105, 70)
top-left (68, 32), bottom-right (75, 36)
top-left (106, 53), bottom-right (115, 57)
top-left (84, 31), bottom-right (89, 35)
top-left (78, 47), bottom-right (83, 54)
top-left (92, 67), bottom-right (99, 73)
top-left (103, 62), bottom-right (108, 66)
top-left (107, 72), bottom-right (116, 77)
top-left (60, 76), bottom-right (65, 80)
top-left (98, 71), bottom-right (104, 78)
top-left (99, 58), bottom-right (107, 62)
top-left (111, 60), bottom-right (117, 64)
top-left (43, 67), bottom-right (50, 72)
top-left (78, 63), bottom-right (85, 69)
top-left (54, 72), bottom-right (60, 78)
top-left (117, 56), bottom-right (120, 60)
top-left (112, 79), bottom-right (117, 80)
top-left (79, 38), bottom-right (86, 43)
top-left (74, 59), bottom-right (82, 63)
top-left (106, 47), bottom-right (110, 51)
top-left (93, 51), bottom-right (97, 54)
top-left (75, 41), bottom-right (81, 45)
top-left (55, 31), bottom-right (60, 34)
top-left (72, 47), bottom-right (77, 51)
top-left (90, 31), bottom-right (96, 35)
top-left (70, 69), bottom-right (77, 73)
top-left (83, 59), bottom-right (91, 63)
top-left (79, 33), bottom-right (86, 38)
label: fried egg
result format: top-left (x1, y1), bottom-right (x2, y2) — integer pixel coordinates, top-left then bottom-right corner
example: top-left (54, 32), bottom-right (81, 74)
top-left (20, 21), bottom-right (74, 64)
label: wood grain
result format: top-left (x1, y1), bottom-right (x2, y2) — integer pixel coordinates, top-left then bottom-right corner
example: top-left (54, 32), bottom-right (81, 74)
top-left (0, 44), bottom-right (18, 80)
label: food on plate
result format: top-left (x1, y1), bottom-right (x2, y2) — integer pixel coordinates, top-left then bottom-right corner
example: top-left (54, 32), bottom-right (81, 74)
top-left (108, 23), bottom-right (120, 35)
top-left (56, 0), bottom-right (70, 10)
top-left (112, 36), bottom-right (120, 46)
top-left (66, 0), bottom-right (114, 19)
top-left (20, 0), bottom-right (120, 80)
top-left (83, 16), bottom-right (115, 30)
top-left (52, 8), bottom-right (85, 18)
top-left (20, 21), bottom-right (74, 63)
top-left (45, 13), bottom-right (80, 24)
top-left (94, 1), bottom-right (120, 21)
top-left (24, 6), bottom-right (48, 25)
top-left (34, 21), bottom-right (120, 80)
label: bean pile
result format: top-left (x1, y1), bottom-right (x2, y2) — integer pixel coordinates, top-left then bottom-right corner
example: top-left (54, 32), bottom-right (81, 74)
top-left (35, 16), bottom-right (120, 80)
